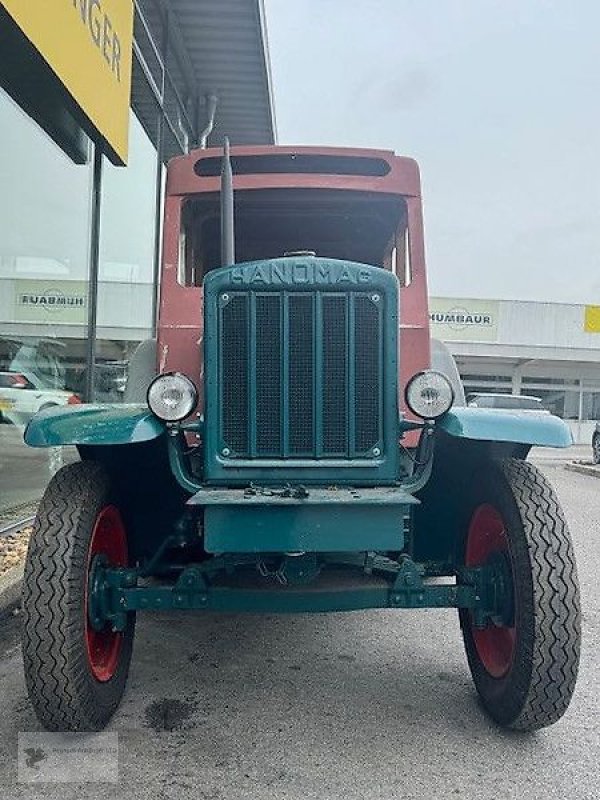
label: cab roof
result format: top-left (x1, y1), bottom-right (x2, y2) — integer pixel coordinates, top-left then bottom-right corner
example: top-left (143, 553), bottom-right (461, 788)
top-left (167, 145), bottom-right (422, 198)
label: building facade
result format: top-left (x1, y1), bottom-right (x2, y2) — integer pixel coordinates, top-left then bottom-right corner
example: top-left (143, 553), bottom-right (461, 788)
top-left (431, 297), bottom-right (600, 444)
top-left (0, 0), bottom-right (275, 514)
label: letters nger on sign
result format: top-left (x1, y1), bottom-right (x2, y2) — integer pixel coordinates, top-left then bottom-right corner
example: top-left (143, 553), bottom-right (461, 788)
top-left (3, 0), bottom-right (134, 164)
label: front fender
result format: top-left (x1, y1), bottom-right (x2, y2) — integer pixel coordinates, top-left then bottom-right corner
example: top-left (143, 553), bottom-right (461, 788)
top-left (437, 408), bottom-right (573, 448)
top-left (24, 403), bottom-right (166, 447)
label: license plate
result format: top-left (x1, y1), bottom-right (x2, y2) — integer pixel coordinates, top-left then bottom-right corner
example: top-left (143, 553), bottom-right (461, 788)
top-left (0, 399), bottom-right (14, 410)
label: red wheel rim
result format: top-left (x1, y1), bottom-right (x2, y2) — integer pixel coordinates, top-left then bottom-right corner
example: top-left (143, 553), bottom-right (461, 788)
top-left (85, 505), bottom-right (127, 682)
top-left (466, 504), bottom-right (516, 679)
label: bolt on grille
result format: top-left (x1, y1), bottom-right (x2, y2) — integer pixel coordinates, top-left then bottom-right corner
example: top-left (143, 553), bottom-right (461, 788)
top-left (219, 290), bottom-right (383, 459)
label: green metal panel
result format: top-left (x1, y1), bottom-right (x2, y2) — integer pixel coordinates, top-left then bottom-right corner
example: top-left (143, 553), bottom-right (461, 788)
top-left (204, 506), bottom-right (406, 553)
top-left (202, 257), bottom-right (401, 485)
top-left (438, 407), bottom-right (573, 448)
top-left (191, 486), bottom-right (417, 553)
top-left (24, 403), bottom-right (166, 447)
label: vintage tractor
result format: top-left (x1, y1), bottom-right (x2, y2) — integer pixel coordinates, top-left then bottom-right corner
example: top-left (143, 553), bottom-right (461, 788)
top-left (21, 144), bottom-right (580, 732)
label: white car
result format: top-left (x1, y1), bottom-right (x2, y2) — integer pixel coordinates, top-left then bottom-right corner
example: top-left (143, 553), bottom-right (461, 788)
top-left (466, 392), bottom-right (549, 414)
top-left (0, 371), bottom-right (81, 427)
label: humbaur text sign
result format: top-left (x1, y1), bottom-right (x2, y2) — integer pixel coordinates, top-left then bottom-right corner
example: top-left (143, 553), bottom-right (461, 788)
top-left (14, 280), bottom-right (87, 325)
top-left (429, 298), bottom-right (499, 342)
top-left (2, 0), bottom-right (134, 163)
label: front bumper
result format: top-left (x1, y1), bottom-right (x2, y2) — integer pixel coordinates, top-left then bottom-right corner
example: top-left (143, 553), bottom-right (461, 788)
top-left (187, 485), bottom-right (418, 553)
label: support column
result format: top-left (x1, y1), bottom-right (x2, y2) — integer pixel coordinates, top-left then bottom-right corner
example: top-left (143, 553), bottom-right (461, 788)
top-left (84, 143), bottom-right (103, 403)
top-left (511, 365), bottom-right (523, 395)
top-left (150, 116), bottom-right (165, 333)
top-left (150, 9), bottom-right (169, 333)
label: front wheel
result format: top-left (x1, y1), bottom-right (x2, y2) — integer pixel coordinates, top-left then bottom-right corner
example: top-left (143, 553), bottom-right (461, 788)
top-left (22, 461), bottom-right (135, 731)
top-left (593, 434), bottom-right (600, 465)
top-left (459, 458), bottom-right (580, 731)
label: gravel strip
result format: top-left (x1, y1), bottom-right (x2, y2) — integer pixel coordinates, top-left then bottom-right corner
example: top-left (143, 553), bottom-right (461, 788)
top-left (0, 501), bottom-right (39, 530)
top-left (0, 527), bottom-right (31, 577)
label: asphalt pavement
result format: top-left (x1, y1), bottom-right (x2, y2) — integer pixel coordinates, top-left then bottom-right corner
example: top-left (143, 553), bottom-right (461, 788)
top-left (0, 424), bottom-right (77, 519)
top-left (0, 456), bottom-right (598, 800)
top-left (0, 424), bottom-right (56, 514)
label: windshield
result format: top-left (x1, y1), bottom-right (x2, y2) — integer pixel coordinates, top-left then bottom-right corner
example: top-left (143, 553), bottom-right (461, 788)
top-left (180, 189), bottom-right (407, 285)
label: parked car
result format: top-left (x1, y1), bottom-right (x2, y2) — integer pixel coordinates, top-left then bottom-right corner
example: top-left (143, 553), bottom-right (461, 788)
top-left (593, 423), bottom-right (600, 464)
top-left (467, 392), bottom-right (549, 413)
top-left (0, 370), bottom-right (80, 426)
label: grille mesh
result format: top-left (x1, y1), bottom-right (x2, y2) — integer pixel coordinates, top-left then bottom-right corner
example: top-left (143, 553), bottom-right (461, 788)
top-left (354, 296), bottom-right (381, 452)
top-left (255, 294), bottom-right (281, 454)
top-left (288, 294), bottom-right (314, 454)
top-left (322, 296), bottom-right (348, 454)
top-left (221, 295), bottom-right (249, 453)
top-left (220, 291), bottom-right (382, 458)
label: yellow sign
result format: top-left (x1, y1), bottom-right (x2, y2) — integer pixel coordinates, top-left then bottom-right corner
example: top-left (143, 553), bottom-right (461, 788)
top-left (2, 0), bottom-right (134, 164)
top-left (584, 305), bottom-right (600, 333)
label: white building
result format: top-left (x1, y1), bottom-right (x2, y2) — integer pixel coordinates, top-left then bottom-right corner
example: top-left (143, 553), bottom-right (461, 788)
top-left (430, 297), bottom-right (600, 444)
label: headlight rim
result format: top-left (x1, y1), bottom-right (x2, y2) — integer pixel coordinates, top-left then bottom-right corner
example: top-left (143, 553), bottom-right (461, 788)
top-left (405, 369), bottom-right (455, 421)
top-left (147, 371), bottom-right (198, 423)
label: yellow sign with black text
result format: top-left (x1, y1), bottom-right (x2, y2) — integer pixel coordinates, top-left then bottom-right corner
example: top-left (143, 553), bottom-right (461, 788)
top-left (584, 305), bottom-right (600, 333)
top-left (2, 0), bottom-right (134, 163)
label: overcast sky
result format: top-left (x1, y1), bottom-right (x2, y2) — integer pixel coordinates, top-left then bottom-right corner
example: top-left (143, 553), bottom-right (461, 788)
top-left (266, 1), bottom-right (599, 304)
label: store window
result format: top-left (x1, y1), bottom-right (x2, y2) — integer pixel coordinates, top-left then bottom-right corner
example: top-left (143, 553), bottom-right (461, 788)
top-left (95, 111), bottom-right (158, 402)
top-left (461, 374), bottom-right (513, 384)
top-left (581, 391), bottom-right (600, 422)
top-left (520, 386), bottom-right (580, 419)
top-left (0, 88), bottom-right (91, 514)
top-left (522, 375), bottom-right (579, 386)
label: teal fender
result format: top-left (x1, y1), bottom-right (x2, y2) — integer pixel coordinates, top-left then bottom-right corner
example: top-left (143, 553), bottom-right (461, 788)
top-left (24, 404), bottom-right (166, 447)
top-left (437, 408), bottom-right (573, 448)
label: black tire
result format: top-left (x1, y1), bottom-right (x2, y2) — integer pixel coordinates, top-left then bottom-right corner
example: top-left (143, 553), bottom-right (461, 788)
top-left (22, 461), bottom-right (135, 731)
top-left (592, 434), bottom-right (600, 465)
top-left (459, 458), bottom-right (580, 731)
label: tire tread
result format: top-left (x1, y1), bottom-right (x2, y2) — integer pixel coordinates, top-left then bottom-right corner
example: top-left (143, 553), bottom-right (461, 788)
top-left (501, 459), bottom-right (580, 730)
top-left (22, 461), bottom-right (133, 731)
top-left (460, 457), bottom-right (580, 731)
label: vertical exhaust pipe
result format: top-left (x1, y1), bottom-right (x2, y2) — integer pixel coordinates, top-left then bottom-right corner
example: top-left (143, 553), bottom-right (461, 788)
top-left (199, 94), bottom-right (218, 148)
top-left (220, 137), bottom-right (235, 266)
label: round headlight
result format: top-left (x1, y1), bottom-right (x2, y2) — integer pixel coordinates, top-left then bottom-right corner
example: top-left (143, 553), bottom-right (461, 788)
top-left (405, 370), bottom-right (454, 420)
top-left (147, 373), bottom-right (198, 422)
